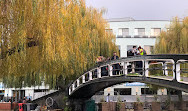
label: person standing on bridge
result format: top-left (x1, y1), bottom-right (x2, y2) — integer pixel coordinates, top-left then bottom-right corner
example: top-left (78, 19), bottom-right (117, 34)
top-left (111, 52), bottom-right (120, 75)
top-left (111, 52), bottom-right (119, 60)
top-left (132, 46), bottom-right (137, 56)
top-left (130, 46), bottom-right (137, 73)
top-left (137, 46), bottom-right (147, 56)
top-left (137, 46), bottom-right (147, 75)
top-left (96, 56), bottom-right (102, 66)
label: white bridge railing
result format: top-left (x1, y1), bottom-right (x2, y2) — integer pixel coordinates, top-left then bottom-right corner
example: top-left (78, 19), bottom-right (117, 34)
top-left (69, 55), bottom-right (188, 96)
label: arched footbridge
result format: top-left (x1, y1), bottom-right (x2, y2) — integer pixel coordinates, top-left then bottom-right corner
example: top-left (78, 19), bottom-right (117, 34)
top-left (68, 54), bottom-right (188, 99)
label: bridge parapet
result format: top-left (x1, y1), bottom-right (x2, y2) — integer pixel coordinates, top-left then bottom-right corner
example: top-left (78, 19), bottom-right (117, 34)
top-left (69, 54), bottom-right (188, 97)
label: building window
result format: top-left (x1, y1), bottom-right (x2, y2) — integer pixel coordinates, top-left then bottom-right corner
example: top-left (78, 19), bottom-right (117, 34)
top-left (144, 45), bottom-right (154, 55)
top-left (114, 88), bottom-right (131, 95)
top-left (118, 28), bottom-right (129, 37)
top-left (34, 89), bottom-right (49, 92)
top-left (127, 45), bottom-right (136, 51)
top-left (151, 28), bottom-right (161, 36)
top-left (141, 88), bottom-right (157, 95)
top-left (0, 90), bottom-right (4, 100)
top-left (135, 28), bottom-right (145, 36)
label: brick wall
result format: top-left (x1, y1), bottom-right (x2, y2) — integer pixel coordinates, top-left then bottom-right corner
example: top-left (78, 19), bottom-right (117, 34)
top-left (0, 103), bottom-right (11, 110)
top-left (98, 102), bottom-right (116, 111)
top-left (98, 102), bottom-right (126, 111)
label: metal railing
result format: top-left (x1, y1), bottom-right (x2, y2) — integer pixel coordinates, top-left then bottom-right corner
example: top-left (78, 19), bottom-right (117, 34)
top-left (69, 54), bottom-right (188, 96)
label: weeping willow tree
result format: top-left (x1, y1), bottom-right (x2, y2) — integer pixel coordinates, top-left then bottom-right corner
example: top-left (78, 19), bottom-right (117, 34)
top-left (154, 17), bottom-right (188, 78)
top-left (151, 17), bottom-right (188, 101)
top-left (155, 17), bottom-right (188, 54)
top-left (151, 17), bottom-right (188, 77)
top-left (0, 0), bottom-right (118, 88)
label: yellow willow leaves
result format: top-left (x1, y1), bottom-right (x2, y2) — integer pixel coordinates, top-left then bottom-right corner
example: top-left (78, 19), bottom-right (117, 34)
top-left (155, 17), bottom-right (188, 54)
top-left (0, 0), bottom-right (118, 88)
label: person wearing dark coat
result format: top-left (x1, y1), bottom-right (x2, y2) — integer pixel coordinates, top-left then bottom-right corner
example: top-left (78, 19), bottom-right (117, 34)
top-left (111, 52), bottom-right (119, 60)
top-left (111, 52), bottom-right (120, 75)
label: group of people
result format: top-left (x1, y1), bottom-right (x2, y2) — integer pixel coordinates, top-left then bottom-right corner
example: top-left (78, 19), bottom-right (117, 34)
top-left (128, 46), bottom-right (147, 74)
top-left (128, 46), bottom-right (147, 57)
top-left (96, 46), bottom-right (147, 76)
top-left (96, 52), bottom-right (121, 76)
top-left (18, 97), bottom-right (31, 103)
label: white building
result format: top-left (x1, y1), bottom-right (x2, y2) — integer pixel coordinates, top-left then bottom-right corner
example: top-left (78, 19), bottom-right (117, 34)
top-left (92, 82), bottom-right (188, 103)
top-left (106, 17), bottom-right (170, 57)
top-left (0, 82), bottom-right (57, 102)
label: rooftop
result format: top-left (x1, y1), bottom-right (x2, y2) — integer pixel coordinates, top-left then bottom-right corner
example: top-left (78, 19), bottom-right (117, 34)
top-left (106, 17), bottom-right (170, 22)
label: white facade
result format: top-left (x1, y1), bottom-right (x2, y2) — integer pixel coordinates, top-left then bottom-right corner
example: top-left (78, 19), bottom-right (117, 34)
top-left (0, 82), bottom-right (57, 101)
top-left (107, 18), bottom-right (171, 57)
top-left (94, 82), bottom-right (188, 102)
top-left (103, 83), bottom-right (168, 96)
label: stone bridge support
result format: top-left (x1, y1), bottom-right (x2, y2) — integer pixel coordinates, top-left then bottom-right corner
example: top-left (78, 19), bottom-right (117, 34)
top-left (32, 90), bottom-right (67, 109)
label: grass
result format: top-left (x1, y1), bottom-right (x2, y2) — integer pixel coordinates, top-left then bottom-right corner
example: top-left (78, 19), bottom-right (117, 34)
top-left (127, 73), bottom-right (141, 76)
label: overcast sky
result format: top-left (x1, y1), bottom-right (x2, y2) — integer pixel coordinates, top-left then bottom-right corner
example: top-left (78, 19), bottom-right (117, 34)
top-left (85, 0), bottom-right (188, 20)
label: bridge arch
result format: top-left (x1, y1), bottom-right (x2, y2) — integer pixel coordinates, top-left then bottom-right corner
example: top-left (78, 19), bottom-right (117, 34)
top-left (68, 54), bottom-right (188, 99)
